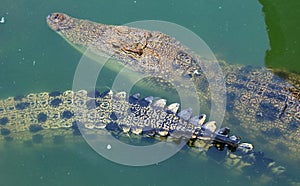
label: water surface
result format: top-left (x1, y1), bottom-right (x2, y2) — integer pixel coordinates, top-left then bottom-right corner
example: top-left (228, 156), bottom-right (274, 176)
top-left (0, 0), bottom-right (298, 186)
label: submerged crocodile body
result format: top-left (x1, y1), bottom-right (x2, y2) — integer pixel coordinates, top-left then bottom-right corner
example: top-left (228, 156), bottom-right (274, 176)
top-left (0, 12), bottom-right (299, 185)
top-left (0, 89), bottom-right (287, 182)
top-left (45, 13), bottom-right (300, 162)
top-left (0, 89), bottom-right (238, 147)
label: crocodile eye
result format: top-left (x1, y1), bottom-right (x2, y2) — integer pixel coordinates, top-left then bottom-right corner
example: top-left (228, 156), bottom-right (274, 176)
top-left (53, 13), bottom-right (65, 22)
top-left (58, 14), bottom-right (65, 21)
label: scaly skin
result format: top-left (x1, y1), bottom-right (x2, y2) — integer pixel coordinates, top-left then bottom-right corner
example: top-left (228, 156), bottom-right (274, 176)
top-left (45, 13), bottom-right (300, 163)
top-left (0, 89), bottom-right (289, 184)
top-left (1, 12), bottom-right (297, 185)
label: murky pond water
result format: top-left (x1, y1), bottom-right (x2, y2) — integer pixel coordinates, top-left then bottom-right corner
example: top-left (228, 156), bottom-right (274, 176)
top-left (0, 0), bottom-right (299, 186)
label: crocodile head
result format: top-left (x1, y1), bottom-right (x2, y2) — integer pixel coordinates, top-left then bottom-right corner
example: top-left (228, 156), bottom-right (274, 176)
top-left (45, 13), bottom-right (193, 77)
top-left (46, 13), bottom-right (74, 32)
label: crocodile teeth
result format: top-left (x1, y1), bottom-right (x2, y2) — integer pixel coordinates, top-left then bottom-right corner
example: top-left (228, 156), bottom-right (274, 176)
top-left (177, 107), bottom-right (192, 120)
top-left (152, 99), bottom-right (167, 109)
top-left (166, 103), bottom-right (180, 114)
top-left (201, 121), bottom-right (217, 133)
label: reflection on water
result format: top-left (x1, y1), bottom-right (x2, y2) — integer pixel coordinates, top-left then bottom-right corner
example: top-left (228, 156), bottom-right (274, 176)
top-left (0, 0), bottom-right (299, 186)
top-left (259, 0), bottom-right (300, 75)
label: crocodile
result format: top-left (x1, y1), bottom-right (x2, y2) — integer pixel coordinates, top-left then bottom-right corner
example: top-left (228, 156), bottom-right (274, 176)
top-left (0, 89), bottom-right (289, 183)
top-left (45, 13), bottom-right (300, 162)
top-left (0, 12), bottom-right (298, 184)
top-left (0, 89), bottom-right (240, 148)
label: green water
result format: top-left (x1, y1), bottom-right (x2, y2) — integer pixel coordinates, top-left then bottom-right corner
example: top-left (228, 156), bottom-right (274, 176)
top-left (0, 141), bottom-right (264, 186)
top-left (0, 0), bottom-right (299, 186)
top-left (260, 0), bottom-right (300, 74)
